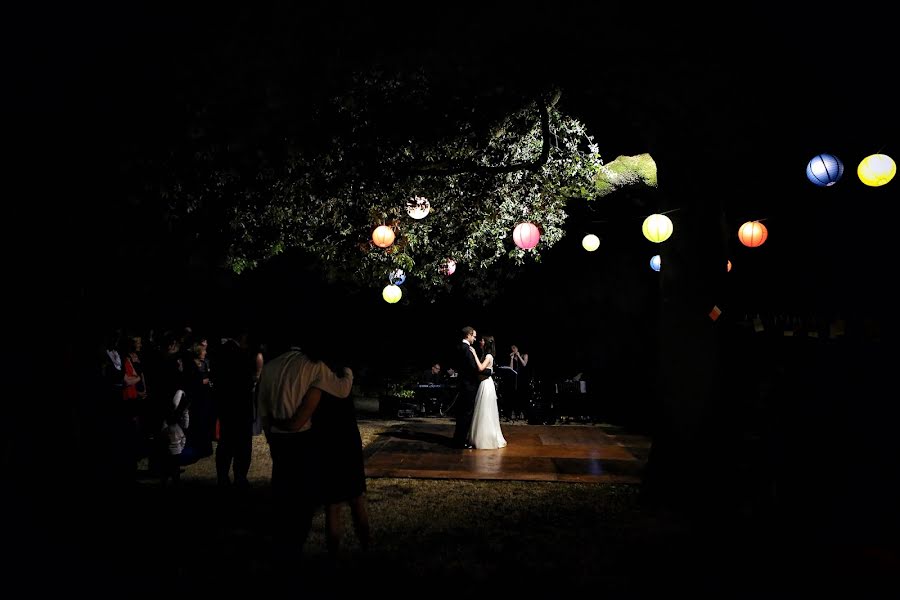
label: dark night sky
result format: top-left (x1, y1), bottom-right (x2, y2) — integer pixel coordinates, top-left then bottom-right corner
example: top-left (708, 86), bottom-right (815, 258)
top-left (12, 4), bottom-right (898, 378)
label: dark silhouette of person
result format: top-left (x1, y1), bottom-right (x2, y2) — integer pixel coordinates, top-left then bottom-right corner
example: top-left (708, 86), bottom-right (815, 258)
top-left (452, 326), bottom-right (480, 449)
top-left (214, 336), bottom-right (256, 489)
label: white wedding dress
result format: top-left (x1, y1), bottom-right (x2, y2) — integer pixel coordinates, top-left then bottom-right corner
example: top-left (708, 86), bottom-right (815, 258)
top-left (467, 354), bottom-right (507, 449)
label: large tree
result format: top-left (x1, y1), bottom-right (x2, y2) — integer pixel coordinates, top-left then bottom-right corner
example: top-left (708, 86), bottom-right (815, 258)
top-left (147, 70), bottom-right (656, 302)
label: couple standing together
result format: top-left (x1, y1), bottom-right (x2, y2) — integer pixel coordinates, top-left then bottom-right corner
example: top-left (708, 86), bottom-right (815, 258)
top-left (453, 326), bottom-right (507, 450)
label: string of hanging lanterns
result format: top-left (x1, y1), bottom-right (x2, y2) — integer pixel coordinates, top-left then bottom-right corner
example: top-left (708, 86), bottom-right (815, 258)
top-left (369, 147), bottom-right (892, 303)
top-left (805, 152), bottom-right (895, 187)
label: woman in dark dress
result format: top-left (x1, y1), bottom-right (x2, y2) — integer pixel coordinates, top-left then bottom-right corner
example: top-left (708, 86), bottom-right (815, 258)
top-left (313, 379), bottom-right (371, 555)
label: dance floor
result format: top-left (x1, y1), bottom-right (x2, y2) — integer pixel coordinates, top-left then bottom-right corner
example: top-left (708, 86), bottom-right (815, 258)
top-left (364, 421), bottom-right (650, 483)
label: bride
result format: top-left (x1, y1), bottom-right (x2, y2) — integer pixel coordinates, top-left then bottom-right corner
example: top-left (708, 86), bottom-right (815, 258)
top-left (467, 337), bottom-right (507, 449)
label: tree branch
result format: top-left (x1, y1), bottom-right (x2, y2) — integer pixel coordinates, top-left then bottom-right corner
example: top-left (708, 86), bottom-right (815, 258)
top-left (397, 91), bottom-right (559, 177)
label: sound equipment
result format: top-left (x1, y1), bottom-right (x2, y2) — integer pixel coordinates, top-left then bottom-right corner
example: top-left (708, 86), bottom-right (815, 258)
top-left (414, 382), bottom-right (455, 416)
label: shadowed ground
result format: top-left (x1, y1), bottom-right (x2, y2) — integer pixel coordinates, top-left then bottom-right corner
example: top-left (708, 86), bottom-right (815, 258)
top-left (7, 410), bottom-right (898, 596)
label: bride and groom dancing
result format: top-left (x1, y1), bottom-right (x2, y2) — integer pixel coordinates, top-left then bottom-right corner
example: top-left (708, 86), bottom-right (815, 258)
top-left (453, 326), bottom-right (507, 450)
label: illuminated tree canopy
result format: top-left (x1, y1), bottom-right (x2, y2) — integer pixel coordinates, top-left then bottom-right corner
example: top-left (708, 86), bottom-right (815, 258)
top-left (153, 71), bottom-right (657, 301)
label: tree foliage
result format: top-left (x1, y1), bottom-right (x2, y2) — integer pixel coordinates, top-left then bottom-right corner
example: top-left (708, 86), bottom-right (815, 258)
top-left (157, 71), bottom-right (656, 302)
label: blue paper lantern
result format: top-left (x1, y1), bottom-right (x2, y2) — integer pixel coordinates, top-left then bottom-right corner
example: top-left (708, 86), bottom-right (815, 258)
top-left (649, 255), bottom-right (661, 271)
top-left (389, 269), bottom-right (406, 286)
top-left (806, 153), bottom-right (844, 186)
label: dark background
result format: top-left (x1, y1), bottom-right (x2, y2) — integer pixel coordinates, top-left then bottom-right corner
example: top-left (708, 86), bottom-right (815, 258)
top-left (12, 3), bottom-right (897, 400)
top-left (6, 4), bottom-right (899, 589)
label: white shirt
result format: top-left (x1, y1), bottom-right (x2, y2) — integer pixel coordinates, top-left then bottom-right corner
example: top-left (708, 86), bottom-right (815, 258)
top-left (256, 350), bottom-right (353, 433)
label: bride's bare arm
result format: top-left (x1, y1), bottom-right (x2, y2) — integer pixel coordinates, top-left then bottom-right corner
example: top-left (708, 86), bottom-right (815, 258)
top-left (470, 347), bottom-right (490, 371)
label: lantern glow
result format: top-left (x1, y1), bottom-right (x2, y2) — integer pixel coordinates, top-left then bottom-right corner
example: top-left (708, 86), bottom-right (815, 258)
top-left (382, 284), bottom-right (402, 304)
top-left (857, 154), bottom-right (896, 187)
top-left (727, 260), bottom-right (732, 272)
top-left (642, 214), bottom-right (673, 243)
top-left (513, 222), bottom-right (541, 250)
top-left (806, 153), bottom-right (844, 186)
top-left (650, 255), bottom-right (661, 271)
top-left (372, 225), bottom-right (395, 248)
top-left (582, 234), bottom-right (600, 252)
top-left (738, 221), bottom-right (768, 247)
top-left (406, 196), bottom-right (431, 219)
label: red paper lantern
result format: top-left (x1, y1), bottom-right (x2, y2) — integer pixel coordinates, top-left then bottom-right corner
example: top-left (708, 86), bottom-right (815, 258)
top-left (372, 225), bottom-right (395, 248)
top-left (738, 221), bottom-right (768, 248)
top-left (513, 222), bottom-right (540, 250)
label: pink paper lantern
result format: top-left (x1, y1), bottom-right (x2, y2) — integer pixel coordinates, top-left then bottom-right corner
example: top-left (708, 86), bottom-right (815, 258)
top-left (513, 222), bottom-right (540, 250)
top-left (440, 259), bottom-right (457, 276)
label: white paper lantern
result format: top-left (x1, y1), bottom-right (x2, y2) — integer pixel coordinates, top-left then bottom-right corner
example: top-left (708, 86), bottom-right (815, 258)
top-left (582, 234), bottom-right (600, 252)
top-left (406, 196), bottom-right (431, 219)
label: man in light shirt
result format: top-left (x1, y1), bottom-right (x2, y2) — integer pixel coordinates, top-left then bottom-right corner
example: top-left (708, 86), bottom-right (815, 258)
top-left (256, 347), bottom-right (353, 564)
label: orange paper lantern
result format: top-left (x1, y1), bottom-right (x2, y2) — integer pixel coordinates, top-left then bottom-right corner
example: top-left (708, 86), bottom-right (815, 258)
top-left (738, 221), bottom-right (768, 248)
top-left (372, 225), bottom-right (395, 248)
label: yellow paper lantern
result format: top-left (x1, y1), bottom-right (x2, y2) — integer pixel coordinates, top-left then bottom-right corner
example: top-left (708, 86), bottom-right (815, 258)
top-left (372, 225), bottom-right (395, 248)
top-left (582, 234), bottom-right (600, 252)
top-left (857, 153), bottom-right (896, 187)
top-left (641, 214), bottom-right (673, 243)
top-left (382, 284), bottom-right (402, 304)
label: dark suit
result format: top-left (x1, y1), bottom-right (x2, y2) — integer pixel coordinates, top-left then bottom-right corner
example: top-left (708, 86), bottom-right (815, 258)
top-left (453, 341), bottom-right (481, 446)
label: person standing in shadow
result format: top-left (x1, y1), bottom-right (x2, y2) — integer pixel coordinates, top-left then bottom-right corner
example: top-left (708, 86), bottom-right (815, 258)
top-left (508, 344), bottom-right (530, 421)
top-left (312, 351), bottom-right (371, 559)
top-left (452, 326), bottom-right (480, 449)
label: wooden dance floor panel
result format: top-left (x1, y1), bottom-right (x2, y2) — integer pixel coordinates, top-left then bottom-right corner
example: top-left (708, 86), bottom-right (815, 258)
top-left (364, 422), bottom-right (649, 483)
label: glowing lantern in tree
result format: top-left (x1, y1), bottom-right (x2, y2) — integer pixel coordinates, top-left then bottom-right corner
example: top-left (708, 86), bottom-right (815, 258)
top-left (650, 255), bottom-right (661, 271)
top-left (727, 260), bottom-right (732, 272)
top-left (582, 234), bottom-right (600, 252)
top-left (407, 196), bottom-right (431, 219)
top-left (382, 284), bottom-right (402, 304)
top-left (389, 269), bottom-right (406, 285)
top-left (806, 153), bottom-right (844, 186)
top-left (857, 154), bottom-right (896, 187)
top-left (513, 222), bottom-right (540, 250)
top-left (642, 214), bottom-right (673, 243)
top-left (738, 221), bottom-right (768, 247)
top-left (440, 259), bottom-right (457, 276)
top-left (372, 225), bottom-right (395, 248)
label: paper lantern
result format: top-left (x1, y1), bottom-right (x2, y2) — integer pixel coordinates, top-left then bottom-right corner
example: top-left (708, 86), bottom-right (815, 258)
top-left (582, 234), bottom-right (600, 252)
top-left (407, 196), bottom-right (431, 219)
top-left (382, 284), bottom-right (402, 304)
top-left (857, 154), bottom-right (896, 187)
top-left (649, 255), bottom-right (661, 271)
top-left (389, 269), bottom-right (406, 285)
top-left (726, 260), bottom-right (732, 272)
top-left (642, 214), bottom-right (673, 243)
top-left (440, 259), bottom-right (456, 276)
top-left (372, 225), bottom-right (395, 248)
top-left (738, 221), bottom-right (768, 247)
top-left (513, 222), bottom-right (540, 250)
top-left (806, 153), bottom-right (844, 186)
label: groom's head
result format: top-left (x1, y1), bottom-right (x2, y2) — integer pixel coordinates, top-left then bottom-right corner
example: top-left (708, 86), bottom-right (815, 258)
top-left (462, 326), bottom-right (476, 342)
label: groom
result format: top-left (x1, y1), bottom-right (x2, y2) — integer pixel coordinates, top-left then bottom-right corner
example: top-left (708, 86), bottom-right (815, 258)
top-left (453, 326), bottom-right (480, 449)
